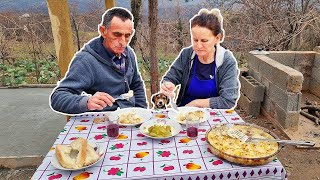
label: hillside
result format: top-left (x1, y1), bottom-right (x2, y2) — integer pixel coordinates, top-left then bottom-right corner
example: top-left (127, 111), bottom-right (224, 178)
top-left (0, 0), bottom-right (205, 14)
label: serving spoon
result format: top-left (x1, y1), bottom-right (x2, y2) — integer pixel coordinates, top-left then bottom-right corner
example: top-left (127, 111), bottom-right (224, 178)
top-left (227, 128), bottom-right (315, 147)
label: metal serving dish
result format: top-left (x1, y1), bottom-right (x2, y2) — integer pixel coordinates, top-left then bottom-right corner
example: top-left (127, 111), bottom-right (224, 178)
top-left (205, 123), bottom-right (281, 166)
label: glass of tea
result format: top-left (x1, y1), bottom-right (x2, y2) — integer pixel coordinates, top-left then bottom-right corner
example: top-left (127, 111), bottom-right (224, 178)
top-left (106, 115), bottom-right (119, 138)
top-left (186, 117), bottom-right (199, 139)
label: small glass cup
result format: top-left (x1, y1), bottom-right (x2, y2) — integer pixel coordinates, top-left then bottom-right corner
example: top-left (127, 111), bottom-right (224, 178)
top-left (186, 118), bottom-right (199, 139)
top-left (106, 115), bottom-right (119, 138)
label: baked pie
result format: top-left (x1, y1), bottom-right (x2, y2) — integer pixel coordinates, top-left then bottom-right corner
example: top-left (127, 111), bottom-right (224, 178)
top-left (206, 124), bottom-right (279, 165)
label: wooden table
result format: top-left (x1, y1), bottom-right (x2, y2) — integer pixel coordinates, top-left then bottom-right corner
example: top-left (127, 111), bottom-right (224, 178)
top-left (32, 109), bottom-right (287, 180)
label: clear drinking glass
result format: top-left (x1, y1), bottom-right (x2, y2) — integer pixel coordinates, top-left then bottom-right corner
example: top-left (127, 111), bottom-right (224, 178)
top-left (106, 115), bottom-right (119, 138)
top-left (186, 118), bottom-right (199, 139)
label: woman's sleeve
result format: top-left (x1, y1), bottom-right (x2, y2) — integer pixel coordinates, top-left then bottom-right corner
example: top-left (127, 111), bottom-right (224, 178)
top-left (209, 51), bottom-right (240, 109)
top-left (162, 49), bottom-right (187, 85)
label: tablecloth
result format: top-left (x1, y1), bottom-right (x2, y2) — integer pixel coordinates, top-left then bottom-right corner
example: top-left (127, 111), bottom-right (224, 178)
top-left (32, 109), bottom-right (287, 180)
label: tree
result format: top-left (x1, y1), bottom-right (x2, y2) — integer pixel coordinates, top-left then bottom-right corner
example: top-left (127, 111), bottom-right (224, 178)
top-left (204, 0), bottom-right (320, 52)
top-left (149, 0), bottom-right (159, 94)
top-left (130, 0), bottom-right (142, 49)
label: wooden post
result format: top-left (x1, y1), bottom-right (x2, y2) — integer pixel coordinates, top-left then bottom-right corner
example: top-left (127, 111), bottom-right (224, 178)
top-left (47, 0), bottom-right (75, 77)
top-left (105, 0), bottom-right (116, 9)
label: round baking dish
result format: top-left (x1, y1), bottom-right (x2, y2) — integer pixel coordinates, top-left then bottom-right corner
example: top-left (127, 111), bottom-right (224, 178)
top-left (205, 123), bottom-right (281, 166)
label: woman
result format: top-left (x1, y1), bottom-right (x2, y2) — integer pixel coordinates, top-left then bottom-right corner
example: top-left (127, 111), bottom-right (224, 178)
top-left (161, 8), bottom-right (240, 109)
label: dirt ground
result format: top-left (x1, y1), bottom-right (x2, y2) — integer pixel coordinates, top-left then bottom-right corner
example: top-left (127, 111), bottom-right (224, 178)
top-left (237, 90), bottom-right (320, 180)
top-left (240, 111), bottom-right (320, 180)
top-left (1, 92), bottom-right (320, 180)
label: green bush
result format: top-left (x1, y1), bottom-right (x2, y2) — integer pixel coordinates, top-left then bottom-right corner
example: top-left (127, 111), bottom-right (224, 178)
top-left (0, 59), bottom-right (60, 87)
top-left (136, 55), bottom-right (175, 86)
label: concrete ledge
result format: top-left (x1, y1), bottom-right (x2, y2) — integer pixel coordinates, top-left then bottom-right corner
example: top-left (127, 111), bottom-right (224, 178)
top-left (0, 156), bottom-right (43, 169)
top-left (267, 52), bottom-right (295, 68)
top-left (269, 83), bottom-right (301, 111)
top-left (315, 54), bottom-right (320, 68)
top-left (274, 105), bottom-right (300, 129)
top-left (261, 77), bottom-right (270, 96)
top-left (258, 55), bottom-right (304, 93)
top-left (238, 92), bottom-right (261, 116)
top-left (19, 84), bottom-right (56, 88)
top-left (240, 76), bottom-right (264, 102)
top-left (261, 96), bottom-right (274, 113)
top-left (0, 84), bottom-right (57, 89)
top-left (266, 96), bottom-right (299, 129)
top-left (266, 51), bottom-right (315, 91)
top-left (314, 46), bottom-right (320, 53)
top-left (268, 51), bottom-right (315, 66)
top-left (293, 52), bottom-right (315, 71)
top-left (248, 68), bottom-right (262, 82)
top-left (261, 55), bottom-right (303, 92)
top-left (260, 107), bottom-right (290, 138)
top-left (312, 67), bottom-right (320, 82)
top-left (310, 78), bottom-right (320, 97)
top-left (247, 54), bottom-right (261, 72)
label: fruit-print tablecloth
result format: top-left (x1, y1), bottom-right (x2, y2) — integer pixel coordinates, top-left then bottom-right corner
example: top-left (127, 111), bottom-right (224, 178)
top-left (32, 109), bottom-right (287, 180)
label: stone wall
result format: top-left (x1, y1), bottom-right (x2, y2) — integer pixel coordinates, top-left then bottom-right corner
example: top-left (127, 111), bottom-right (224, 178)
top-left (246, 53), bottom-right (303, 129)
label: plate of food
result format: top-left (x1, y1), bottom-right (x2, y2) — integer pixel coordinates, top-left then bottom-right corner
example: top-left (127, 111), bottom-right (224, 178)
top-left (109, 107), bottom-right (152, 126)
top-left (168, 107), bottom-right (210, 124)
top-left (139, 119), bottom-right (182, 139)
top-left (51, 138), bottom-right (105, 171)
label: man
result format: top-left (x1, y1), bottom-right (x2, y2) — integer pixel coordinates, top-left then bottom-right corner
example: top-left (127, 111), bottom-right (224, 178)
top-left (50, 7), bottom-right (148, 115)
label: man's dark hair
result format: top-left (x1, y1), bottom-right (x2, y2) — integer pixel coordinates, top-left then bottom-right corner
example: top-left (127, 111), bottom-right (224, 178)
top-left (102, 7), bottom-right (133, 28)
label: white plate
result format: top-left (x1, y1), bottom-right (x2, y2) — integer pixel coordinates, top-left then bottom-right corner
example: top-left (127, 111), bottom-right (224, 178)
top-left (139, 119), bottom-right (182, 139)
top-left (51, 141), bottom-right (104, 171)
top-left (167, 107), bottom-right (210, 124)
top-left (109, 107), bottom-right (152, 126)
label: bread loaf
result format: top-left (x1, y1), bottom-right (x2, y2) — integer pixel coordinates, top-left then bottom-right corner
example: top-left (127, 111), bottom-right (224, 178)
top-left (56, 137), bottom-right (87, 169)
top-left (55, 138), bottom-right (100, 169)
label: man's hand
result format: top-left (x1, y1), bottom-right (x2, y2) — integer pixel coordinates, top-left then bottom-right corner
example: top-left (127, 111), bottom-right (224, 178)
top-left (160, 81), bottom-right (175, 98)
top-left (87, 92), bottom-right (114, 110)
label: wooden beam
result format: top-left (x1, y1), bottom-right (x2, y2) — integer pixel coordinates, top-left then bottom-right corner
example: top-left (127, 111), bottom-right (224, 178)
top-left (47, 0), bottom-right (75, 77)
top-left (105, 0), bottom-right (116, 10)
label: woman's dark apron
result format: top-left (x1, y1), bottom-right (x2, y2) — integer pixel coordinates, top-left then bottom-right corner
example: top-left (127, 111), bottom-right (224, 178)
top-left (180, 55), bottom-right (218, 106)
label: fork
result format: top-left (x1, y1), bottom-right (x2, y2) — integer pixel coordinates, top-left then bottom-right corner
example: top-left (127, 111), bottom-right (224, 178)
top-left (114, 94), bottom-right (130, 101)
top-left (169, 97), bottom-right (179, 111)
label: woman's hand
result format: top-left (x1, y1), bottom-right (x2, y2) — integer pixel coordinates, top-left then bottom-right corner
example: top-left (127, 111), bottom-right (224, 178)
top-left (87, 92), bottom-right (114, 110)
top-left (160, 81), bottom-right (176, 98)
top-left (185, 99), bottom-right (210, 108)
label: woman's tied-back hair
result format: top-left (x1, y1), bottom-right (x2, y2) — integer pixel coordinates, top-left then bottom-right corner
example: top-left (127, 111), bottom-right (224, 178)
top-left (190, 8), bottom-right (225, 42)
top-left (101, 7), bottom-right (134, 28)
